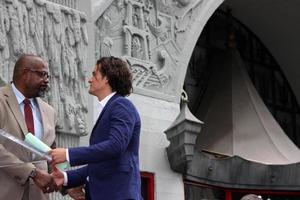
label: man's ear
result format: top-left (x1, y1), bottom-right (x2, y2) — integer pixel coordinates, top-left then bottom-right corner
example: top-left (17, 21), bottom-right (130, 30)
top-left (104, 76), bottom-right (109, 84)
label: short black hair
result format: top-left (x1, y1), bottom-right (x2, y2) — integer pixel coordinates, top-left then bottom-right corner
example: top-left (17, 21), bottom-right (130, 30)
top-left (13, 54), bottom-right (43, 82)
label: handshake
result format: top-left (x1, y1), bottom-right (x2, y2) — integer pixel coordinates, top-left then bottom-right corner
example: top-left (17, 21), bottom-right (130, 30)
top-left (30, 166), bottom-right (62, 193)
top-left (0, 131), bottom-right (84, 198)
top-left (31, 148), bottom-right (85, 200)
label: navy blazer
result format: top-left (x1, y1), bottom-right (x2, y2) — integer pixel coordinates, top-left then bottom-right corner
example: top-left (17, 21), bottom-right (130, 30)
top-left (66, 94), bottom-right (142, 200)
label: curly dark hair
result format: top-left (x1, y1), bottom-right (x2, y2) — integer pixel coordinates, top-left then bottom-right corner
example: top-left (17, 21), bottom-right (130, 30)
top-left (96, 56), bottom-right (132, 96)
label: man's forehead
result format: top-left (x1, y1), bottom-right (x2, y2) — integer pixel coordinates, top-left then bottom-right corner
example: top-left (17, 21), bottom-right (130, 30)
top-left (31, 57), bottom-right (48, 68)
top-left (36, 63), bottom-right (48, 71)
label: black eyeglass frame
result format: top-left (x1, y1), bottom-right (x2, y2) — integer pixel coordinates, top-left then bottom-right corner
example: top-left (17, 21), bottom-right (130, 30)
top-left (24, 68), bottom-right (50, 80)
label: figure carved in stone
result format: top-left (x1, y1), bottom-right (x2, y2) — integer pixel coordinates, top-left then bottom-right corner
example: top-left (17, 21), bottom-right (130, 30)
top-left (64, 97), bottom-right (76, 130)
top-left (20, 0), bottom-right (35, 54)
top-left (100, 36), bottom-right (113, 57)
top-left (36, 1), bottom-right (47, 57)
top-left (132, 35), bottom-right (144, 59)
top-left (80, 14), bottom-right (88, 45)
top-left (95, 15), bottom-right (111, 59)
top-left (102, 1), bottom-right (126, 35)
top-left (95, 0), bottom-right (126, 59)
top-left (158, 50), bottom-right (172, 78)
top-left (133, 13), bottom-right (139, 28)
top-left (7, 0), bottom-right (23, 56)
top-left (73, 12), bottom-right (82, 47)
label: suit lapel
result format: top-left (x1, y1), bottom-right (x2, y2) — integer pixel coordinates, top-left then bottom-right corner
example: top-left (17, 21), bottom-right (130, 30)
top-left (36, 98), bottom-right (48, 143)
top-left (3, 85), bottom-right (28, 136)
top-left (92, 93), bottom-right (120, 133)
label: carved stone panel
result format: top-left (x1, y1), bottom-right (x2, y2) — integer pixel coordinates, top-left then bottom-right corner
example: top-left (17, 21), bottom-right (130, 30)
top-left (0, 0), bottom-right (88, 136)
top-left (95, 0), bottom-right (205, 101)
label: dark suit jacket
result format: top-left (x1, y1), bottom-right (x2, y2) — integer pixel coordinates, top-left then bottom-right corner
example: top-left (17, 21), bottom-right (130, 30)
top-left (66, 94), bottom-right (142, 200)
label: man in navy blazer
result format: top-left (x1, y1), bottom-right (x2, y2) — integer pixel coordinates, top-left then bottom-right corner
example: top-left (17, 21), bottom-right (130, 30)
top-left (49, 56), bottom-right (142, 200)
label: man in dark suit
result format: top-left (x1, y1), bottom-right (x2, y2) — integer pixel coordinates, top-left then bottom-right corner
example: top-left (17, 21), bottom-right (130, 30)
top-left (49, 56), bottom-right (142, 200)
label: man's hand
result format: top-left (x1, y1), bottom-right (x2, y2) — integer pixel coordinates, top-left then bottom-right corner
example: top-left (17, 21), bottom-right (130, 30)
top-left (67, 186), bottom-right (85, 200)
top-left (33, 169), bottom-right (58, 193)
top-left (49, 148), bottom-right (67, 166)
top-left (51, 167), bottom-right (65, 188)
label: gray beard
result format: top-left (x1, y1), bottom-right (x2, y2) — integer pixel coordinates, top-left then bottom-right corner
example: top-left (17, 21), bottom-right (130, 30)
top-left (37, 86), bottom-right (50, 98)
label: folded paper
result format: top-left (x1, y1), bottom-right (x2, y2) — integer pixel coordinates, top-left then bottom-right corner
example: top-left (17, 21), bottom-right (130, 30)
top-left (25, 133), bottom-right (69, 170)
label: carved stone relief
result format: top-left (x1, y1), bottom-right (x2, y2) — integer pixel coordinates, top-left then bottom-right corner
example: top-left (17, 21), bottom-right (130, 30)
top-left (95, 0), bottom-right (205, 101)
top-left (0, 0), bottom-right (88, 136)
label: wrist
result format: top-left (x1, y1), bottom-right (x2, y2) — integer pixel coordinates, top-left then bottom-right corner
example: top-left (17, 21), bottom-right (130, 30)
top-left (29, 168), bottom-right (37, 179)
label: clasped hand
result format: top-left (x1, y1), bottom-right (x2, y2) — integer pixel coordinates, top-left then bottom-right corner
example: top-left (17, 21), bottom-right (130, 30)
top-left (33, 169), bottom-right (58, 193)
top-left (33, 167), bottom-right (64, 193)
top-left (47, 148), bottom-right (67, 189)
top-left (48, 166), bottom-right (85, 200)
top-left (33, 148), bottom-right (66, 194)
top-left (46, 149), bottom-right (85, 199)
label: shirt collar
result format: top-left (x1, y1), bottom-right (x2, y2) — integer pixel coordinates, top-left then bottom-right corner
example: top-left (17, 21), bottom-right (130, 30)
top-left (11, 83), bottom-right (35, 105)
top-left (99, 92), bottom-right (116, 108)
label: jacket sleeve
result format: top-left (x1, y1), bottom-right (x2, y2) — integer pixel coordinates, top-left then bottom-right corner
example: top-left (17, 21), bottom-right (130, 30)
top-left (0, 143), bottom-right (35, 184)
top-left (50, 110), bottom-right (58, 149)
top-left (68, 100), bottom-right (136, 166)
top-left (66, 166), bottom-right (88, 188)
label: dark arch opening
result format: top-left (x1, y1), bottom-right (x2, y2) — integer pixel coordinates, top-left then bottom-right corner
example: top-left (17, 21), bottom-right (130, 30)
top-left (184, 9), bottom-right (300, 148)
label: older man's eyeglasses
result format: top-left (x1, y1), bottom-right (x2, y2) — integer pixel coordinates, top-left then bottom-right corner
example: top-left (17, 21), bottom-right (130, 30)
top-left (24, 68), bottom-right (50, 79)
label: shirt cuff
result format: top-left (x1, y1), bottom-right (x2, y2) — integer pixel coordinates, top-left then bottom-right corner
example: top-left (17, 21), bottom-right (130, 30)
top-left (63, 171), bottom-right (68, 186)
top-left (66, 148), bottom-right (70, 162)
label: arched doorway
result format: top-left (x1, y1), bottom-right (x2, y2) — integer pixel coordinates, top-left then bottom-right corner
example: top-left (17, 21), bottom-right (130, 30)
top-left (182, 6), bottom-right (300, 200)
top-left (184, 9), bottom-right (300, 147)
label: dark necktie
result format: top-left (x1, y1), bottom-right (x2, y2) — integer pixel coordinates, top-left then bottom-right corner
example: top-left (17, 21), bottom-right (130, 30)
top-left (24, 98), bottom-right (34, 135)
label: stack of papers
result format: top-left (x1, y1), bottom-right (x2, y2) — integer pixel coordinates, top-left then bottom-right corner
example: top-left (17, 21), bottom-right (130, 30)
top-left (25, 133), bottom-right (69, 170)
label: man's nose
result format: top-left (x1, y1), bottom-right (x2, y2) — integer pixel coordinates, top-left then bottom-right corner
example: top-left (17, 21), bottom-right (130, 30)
top-left (44, 77), bottom-right (50, 84)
